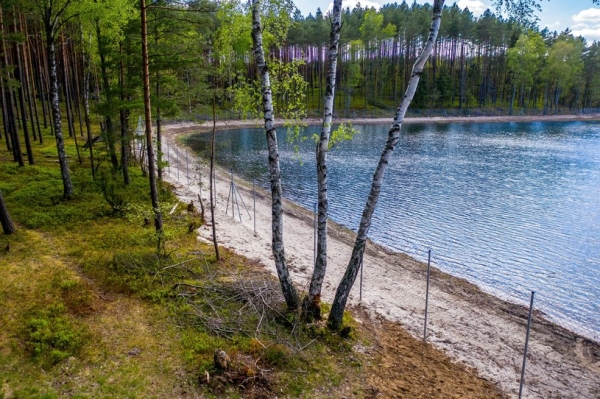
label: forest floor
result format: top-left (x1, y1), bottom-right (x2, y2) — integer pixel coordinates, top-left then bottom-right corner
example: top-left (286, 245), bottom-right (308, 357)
top-left (163, 113), bottom-right (600, 399)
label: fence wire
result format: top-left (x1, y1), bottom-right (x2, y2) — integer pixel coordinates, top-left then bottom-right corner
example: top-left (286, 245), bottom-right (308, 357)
top-left (171, 122), bottom-right (600, 399)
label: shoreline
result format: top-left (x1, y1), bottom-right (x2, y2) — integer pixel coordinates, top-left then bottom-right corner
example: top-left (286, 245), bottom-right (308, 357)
top-left (162, 117), bottom-right (600, 398)
top-left (164, 112), bottom-right (600, 136)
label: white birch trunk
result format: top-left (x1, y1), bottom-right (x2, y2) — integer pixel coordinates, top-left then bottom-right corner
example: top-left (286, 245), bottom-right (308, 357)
top-left (306, 0), bottom-right (343, 319)
top-left (47, 32), bottom-right (73, 198)
top-left (328, 0), bottom-right (445, 329)
top-left (251, 0), bottom-right (299, 309)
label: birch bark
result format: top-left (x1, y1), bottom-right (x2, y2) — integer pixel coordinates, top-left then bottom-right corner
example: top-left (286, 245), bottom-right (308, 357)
top-left (251, 0), bottom-right (299, 310)
top-left (328, 0), bottom-right (445, 329)
top-left (46, 31), bottom-right (74, 198)
top-left (305, 0), bottom-right (343, 319)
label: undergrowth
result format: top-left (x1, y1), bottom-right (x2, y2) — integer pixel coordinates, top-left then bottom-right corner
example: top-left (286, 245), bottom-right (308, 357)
top-left (0, 131), bottom-right (362, 398)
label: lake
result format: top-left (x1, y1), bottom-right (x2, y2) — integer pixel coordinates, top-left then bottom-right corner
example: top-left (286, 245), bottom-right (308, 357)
top-left (185, 121), bottom-right (600, 340)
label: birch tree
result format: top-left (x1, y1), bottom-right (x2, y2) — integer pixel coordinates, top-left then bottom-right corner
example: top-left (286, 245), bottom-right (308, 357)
top-left (328, 0), bottom-right (445, 330)
top-left (250, 0), bottom-right (299, 310)
top-left (33, 0), bottom-right (77, 198)
top-left (304, 0), bottom-right (343, 320)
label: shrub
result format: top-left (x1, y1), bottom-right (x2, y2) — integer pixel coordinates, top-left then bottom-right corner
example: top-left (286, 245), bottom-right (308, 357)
top-left (25, 304), bottom-right (85, 365)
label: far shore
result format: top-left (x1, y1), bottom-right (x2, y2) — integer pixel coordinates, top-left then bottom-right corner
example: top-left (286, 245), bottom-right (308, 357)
top-left (164, 112), bottom-right (600, 136)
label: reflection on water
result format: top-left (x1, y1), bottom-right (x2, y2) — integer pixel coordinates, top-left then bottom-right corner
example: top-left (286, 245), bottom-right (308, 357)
top-left (185, 121), bottom-right (600, 339)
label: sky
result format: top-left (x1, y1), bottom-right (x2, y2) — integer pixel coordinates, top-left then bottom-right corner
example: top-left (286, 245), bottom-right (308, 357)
top-left (292, 0), bottom-right (600, 43)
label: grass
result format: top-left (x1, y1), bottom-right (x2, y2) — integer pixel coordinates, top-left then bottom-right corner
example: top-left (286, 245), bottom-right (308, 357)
top-left (0, 126), bottom-right (363, 398)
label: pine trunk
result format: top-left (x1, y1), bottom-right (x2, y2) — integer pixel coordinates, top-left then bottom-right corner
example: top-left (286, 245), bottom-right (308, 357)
top-left (83, 50), bottom-right (95, 179)
top-left (141, 0), bottom-right (163, 235)
top-left (0, 190), bottom-right (15, 234)
top-left (120, 43), bottom-right (130, 185)
top-left (14, 33), bottom-right (34, 165)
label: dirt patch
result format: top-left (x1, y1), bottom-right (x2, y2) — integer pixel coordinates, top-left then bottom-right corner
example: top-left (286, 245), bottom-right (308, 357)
top-left (357, 311), bottom-right (503, 399)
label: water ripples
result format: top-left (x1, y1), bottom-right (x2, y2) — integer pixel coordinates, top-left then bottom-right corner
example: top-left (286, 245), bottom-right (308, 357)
top-left (185, 121), bottom-right (600, 340)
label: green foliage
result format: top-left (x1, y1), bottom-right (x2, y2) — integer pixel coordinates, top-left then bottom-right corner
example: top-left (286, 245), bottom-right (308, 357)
top-left (547, 35), bottom-right (585, 91)
top-left (508, 31), bottom-right (546, 90)
top-left (96, 169), bottom-right (130, 215)
top-left (25, 304), bottom-right (85, 365)
top-left (311, 122), bottom-right (360, 150)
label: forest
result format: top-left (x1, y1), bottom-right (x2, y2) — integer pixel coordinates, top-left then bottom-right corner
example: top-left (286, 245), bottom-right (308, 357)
top-left (0, 0), bottom-right (597, 197)
top-left (0, 0), bottom-right (599, 174)
top-left (0, 0), bottom-right (599, 396)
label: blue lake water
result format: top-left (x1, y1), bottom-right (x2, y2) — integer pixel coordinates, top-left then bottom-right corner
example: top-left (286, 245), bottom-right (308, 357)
top-left (185, 121), bottom-right (600, 340)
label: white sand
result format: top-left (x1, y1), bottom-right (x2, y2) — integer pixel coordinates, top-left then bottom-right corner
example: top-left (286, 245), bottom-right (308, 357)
top-left (162, 118), bottom-right (600, 399)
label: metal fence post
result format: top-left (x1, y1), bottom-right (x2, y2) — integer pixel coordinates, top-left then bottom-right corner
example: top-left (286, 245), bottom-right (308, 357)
top-left (253, 179), bottom-right (256, 233)
top-left (424, 249), bottom-right (432, 342)
top-left (518, 291), bottom-right (535, 399)
top-left (313, 202), bottom-right (317, 266)
top-left (359, 257), bottom-right (364, 301)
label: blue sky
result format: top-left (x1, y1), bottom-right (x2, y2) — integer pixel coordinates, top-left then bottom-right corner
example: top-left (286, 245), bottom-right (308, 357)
top-left (292, 0), bottom-right (600, 43)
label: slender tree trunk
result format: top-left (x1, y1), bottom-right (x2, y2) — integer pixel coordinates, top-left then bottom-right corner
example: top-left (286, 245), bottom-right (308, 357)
top-left (15, 40), bottom-right (34, 165)
top-left (22, 19), bottom-right (42, 143)
top-left (60, 36), bottom-right (75, 139)
top-left (0, 7), bottom-right (23, 166)
top-left (96, 22), bottom-right (119, 170)
top-left (62, 36), bottom-right (81, 164)
top-left (510, 82), bottom-right (516, 115)
top-left (251, 0), bottom-right (299, 310)
top-left (209, 89), bottom-right (219, 260)
top-left (0, 76), bottom-right (12, 152)
top-left (82, 48), bottom-right (95, 179)
top-left (0, 190), bottom-right (15, 234)
top-left (305, 0), bottom-right (343, 320)
top-left (47, 31), bottom-right (73, 198)
top-left (154, 23), bottom-right (163, 182)
top-left (328, 0), bottom-right (445, 330)
top-left (141, 0), bottom-right (163, 236)
top-left (156, 71), bottom-right (162, 182)
top-left (14, 31), bottom-right (34, 165)
top-left (119, 42), bottom-right (130, 185)
top-left (31, 25), bottom-right (47, 131)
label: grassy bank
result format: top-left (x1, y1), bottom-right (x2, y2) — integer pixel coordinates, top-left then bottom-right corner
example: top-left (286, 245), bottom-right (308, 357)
top-left (0, 133), bottom-right (367, 398)
top-left (0, 130), bottom-right (503, 398)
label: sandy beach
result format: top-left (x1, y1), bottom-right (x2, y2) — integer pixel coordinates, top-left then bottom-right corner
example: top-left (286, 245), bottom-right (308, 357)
top-left (162, 115), bottom-right (600, 399)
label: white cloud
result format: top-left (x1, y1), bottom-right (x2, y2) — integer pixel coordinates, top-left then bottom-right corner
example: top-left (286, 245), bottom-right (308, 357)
top-left (457, 0), bottom-right (486, 15)
top-left (572, 8), bottom-right (600, 23)
top-left (571, 27), bottom-right (600, 42)
top-left (571, 8), bottom-right (600, 42)
top-left (548, 20), bottom-right (561, 28)
top-left (326, 0), bottom-right (381, 14)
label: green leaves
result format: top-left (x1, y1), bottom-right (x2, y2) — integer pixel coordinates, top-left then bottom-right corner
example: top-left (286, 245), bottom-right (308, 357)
top-left (507, 31), bottom-right (546, 89)
top-left (547, 35), bottom-right (585, 90)
top-left (312, 122), bottom-right (360, 151)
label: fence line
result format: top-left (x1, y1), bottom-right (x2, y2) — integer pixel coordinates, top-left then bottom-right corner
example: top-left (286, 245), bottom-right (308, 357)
top-left (165, 152), bottom-right (600, 398)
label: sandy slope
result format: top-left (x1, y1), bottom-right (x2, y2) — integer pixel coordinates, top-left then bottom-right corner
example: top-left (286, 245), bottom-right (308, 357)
top-left (162, 116), bottom-right (600, 399)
